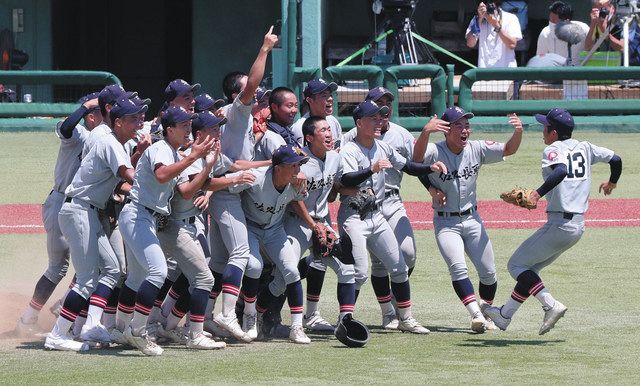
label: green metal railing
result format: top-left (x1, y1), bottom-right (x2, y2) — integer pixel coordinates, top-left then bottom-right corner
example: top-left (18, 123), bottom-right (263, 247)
top-left (0, 70), bottom-right (121, 118)
top-left (457, 67), bottom-right (640, 115)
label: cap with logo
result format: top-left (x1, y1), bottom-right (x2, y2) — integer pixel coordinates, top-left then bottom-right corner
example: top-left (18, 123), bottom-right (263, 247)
top-left (272, 145), bottom-right (309, 166)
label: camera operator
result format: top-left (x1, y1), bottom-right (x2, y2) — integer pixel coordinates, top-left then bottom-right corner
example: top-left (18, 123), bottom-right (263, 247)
top-left (466, 1), bottom-right (522, 68)
top-left (536, 2), bottom-right (589, 66)
top-left (585, 0), bottom-right (623, 52)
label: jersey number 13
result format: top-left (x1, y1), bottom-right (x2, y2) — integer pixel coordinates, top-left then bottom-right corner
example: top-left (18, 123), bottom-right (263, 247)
top-left (566, 151), bottom-right (586, 180)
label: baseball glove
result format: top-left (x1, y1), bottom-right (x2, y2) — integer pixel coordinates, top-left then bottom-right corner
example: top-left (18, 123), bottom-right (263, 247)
top-left (311, 222), bottom-right (338, 259)
top-left (499, 187), bottom-right (537, 209)
top-left (348, 188), bottom-right (377, 220)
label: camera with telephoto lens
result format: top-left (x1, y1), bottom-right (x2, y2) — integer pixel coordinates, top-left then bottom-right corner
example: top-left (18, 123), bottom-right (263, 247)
top-left (486, 2), bottom-right (497, 15)
top-left (599, 6), bottom-right (610, 19)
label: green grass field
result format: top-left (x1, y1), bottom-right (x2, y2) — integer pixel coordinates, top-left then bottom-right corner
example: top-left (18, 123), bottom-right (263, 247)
top-left (0, 131), bottom-right (638, 384)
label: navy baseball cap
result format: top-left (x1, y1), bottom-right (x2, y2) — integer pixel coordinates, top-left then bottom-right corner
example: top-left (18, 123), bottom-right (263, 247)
top-left (272, 145), bottom-right (309, 166)
top-left (256, 87), bottom-right (272, 102)
top-left (535, 108), bottom-right (575, 132)
top-left (194, 94), bottom-right (225, 112)
top-left (164, 79), bottom-right (201, 102)
top-left (352, 100), bottom-right (390, 122)
top-left (161, 106), bottom-right (198, 128)
top-left (131, 95), bottom-right (151, 106)
top-left (192, 111), bottom-right (227, 130)
top-left (303, 78), bottom-right (338, 97)
top-left (442, 106), bottom-right (474, 123)
top-left (110, 98), bottom-right (148, 120)
top-left (366, 86), bottom-right (394, 102)
top-left (98, 84), bottom-right (137, 107)
top-left (77, 91), bottom-right (100, 104)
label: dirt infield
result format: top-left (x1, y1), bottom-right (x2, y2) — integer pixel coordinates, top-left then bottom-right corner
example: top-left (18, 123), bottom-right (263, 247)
top-left (1, 198), bottom-right (639, 234)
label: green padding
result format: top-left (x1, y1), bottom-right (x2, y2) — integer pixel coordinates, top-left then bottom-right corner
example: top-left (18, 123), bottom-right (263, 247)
top-left (290, 67), bottom-right (322, 102)
top-left (0, 103), bottom-right (77, 118)
top-left (458, 67), bottom-right (640, 114)
top-left (0, 118), bottom-right (58, 132)
top-left (0, 70), bottom-right (121, 85)
top-left (384, 64), bottom-right (447, 117)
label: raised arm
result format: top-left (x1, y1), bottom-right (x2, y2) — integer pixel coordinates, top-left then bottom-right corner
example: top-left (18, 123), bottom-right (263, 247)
top-left (503, 113), bottom-right (523, 157)
top-left (239, 26), bottom-right (279, 106)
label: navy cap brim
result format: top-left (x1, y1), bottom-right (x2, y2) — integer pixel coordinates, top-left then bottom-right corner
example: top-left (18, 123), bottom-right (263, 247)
top-left (451, 112), bottom-right (474, 123)
top-left (279, 155), bottom-right (309, 165)
top-left (535, 114), bottom-right (550, 126)
top-left (368, 90), bottom-right (394, 101)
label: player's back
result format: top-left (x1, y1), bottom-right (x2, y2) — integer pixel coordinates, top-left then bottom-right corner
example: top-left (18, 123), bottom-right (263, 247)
top-left (543, 139), bottom-right (614, 214)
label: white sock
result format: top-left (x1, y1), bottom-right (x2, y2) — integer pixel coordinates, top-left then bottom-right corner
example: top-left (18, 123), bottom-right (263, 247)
top-left (21, 304), bottom-right (39, 323)
top-left (465, 301), bottom-right (482, 318)
top-left (205, 297), bottom-right (216, 320)
top-left (85, 305), bottom-right (104, 329)
top-left (534, 288), bottom-right (556, 309)
top-left (102, 312), bottom-right (116, 330)
top-left (379, 301), bottom-right (395, 316)
top-left (291, 313), bottom-right (303, 327)
top-left (221, 293), bottom-right (238, 317)
top-left (72, 316), bottom-right (86, 337)
top-left (397, 306), bottom-right (411, 321)
top-left (148, 306), bottom-right (163, 323)
top-left (116, 310), bottom-right (133, 332)
top-left (165, 312), bottom-right (183, 331)
top-left (305, 300), bottom-right (319, 317)
top-left (244, 301), bottom-right (256, 316)
top-left (189, 321), bottom-right (203, 336)
top-left (161, 296), bottom-right (178, 319)
top-left (51, 316), bottom-right (74, 337)
top-left (129, 311), bottom-right (149, 335)
top-left (501, 298), bottom-right (523, 318)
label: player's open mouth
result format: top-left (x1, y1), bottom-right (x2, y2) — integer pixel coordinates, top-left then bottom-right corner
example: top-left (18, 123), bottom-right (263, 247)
top-left (325, 103), bottom-right (333, 112)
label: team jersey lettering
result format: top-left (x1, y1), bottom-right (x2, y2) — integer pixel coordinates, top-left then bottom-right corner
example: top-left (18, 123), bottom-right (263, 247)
top-left (306, 173), bottom-right (336, 191)
top-left (439, 163), bottom-right (480, 182)
top-left (253, 202), bottom-right (286, 215)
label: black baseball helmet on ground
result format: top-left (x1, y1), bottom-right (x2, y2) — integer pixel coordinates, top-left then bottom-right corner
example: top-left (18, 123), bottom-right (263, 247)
top-left (335, 314), bottom-right (370, 348)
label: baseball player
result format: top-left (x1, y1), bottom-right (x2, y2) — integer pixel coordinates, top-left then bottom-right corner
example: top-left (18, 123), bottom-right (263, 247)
top-left (17, 92), bottom-right (101, 337)
top-left (194, 93), bottom-right (225, 114)
top-left (116, 106), bottom-right (215, 356)
top-left (232, 145), bottom-right (310, 344)
top-left (277, 116), bottom-right (356, 331)
top-left (338, 100), bottom-right (447, 334)
top-left (44, 97), bottom-right (145, 352)
top-left (413, 106), bottom-right (523, 333)
top-left (484, 108), bottom-right (622, 334)
top-left (341, 87), bottom-right (422, 330)
top-left (266, 86), bottom-right (299, 147)
top-left (206, 27), bottom-right (278, 341)
top-left (291, 78), bottom-right (343, 149)
top-left (154, 111), bottom-right (227, 350)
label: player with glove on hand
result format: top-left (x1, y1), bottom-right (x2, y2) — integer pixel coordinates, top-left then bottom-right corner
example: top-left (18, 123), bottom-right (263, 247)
top-left (485, 108), bottom-right (622, 335)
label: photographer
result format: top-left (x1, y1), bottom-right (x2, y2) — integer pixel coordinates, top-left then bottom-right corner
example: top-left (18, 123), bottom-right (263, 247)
top-left (465, 1), bottom-right (522, 68)
top-left (536, 2), bottom-right (589, 66)
top-left (585, 0), bottom-right (623, 52)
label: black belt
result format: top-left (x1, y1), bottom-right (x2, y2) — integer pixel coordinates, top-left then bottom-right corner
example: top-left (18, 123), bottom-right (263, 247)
top-left (384, 189), bottom-right (400, 198)
top-left (64, 196), bottom-right (95, 210)
top-left (437, 206), bottom-right (477, 217)
top-left (181, 216), bottom-right (196, 224)
top-left (549, 211), bottom-right (576, 220)
top-left (125, 198), bottom-right (159, 216)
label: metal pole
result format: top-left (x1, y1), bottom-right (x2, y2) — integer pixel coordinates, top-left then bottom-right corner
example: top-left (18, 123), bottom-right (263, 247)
top-left (287, 0), bottom-right (297, 88)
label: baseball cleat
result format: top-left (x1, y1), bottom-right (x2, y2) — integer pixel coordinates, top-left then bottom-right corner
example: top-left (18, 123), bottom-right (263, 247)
top-left (145, 321), bottom-right (161, 343)
top-left (15, 318), bottom-right (46, 338)
top-left (79, 323), bottom-right (112, 343)
top-left (156, 325), bottom-right (188, 345)
top-left (124, 326), bottom-right (163, 356)
top-left (398, 317), bottom-right (430, 334)
top-left (214, 312), bottom-right (252, 343)
top-left (382, 312), bottom-right (400, 330)
top-left (303, 311), bottom-right (335, 332)
top-left (186, 331), bottom-right (227, 350)
top-left (243, 312), bottom-right (258, 340)
top-left (471, 312), bottom-right (488, 333)
top-left (204, 318), bottom-right (230, 338)
top-left (44, 332), bottom-right (90, 352)
top-left (109, 328), bottom-right (129, 345)
top-left (289, 325), bottom-right (311, 344)
top-left (539, 301), bottom-right (567, 335)
top-left (483, 306), bottom-right (511, 331)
